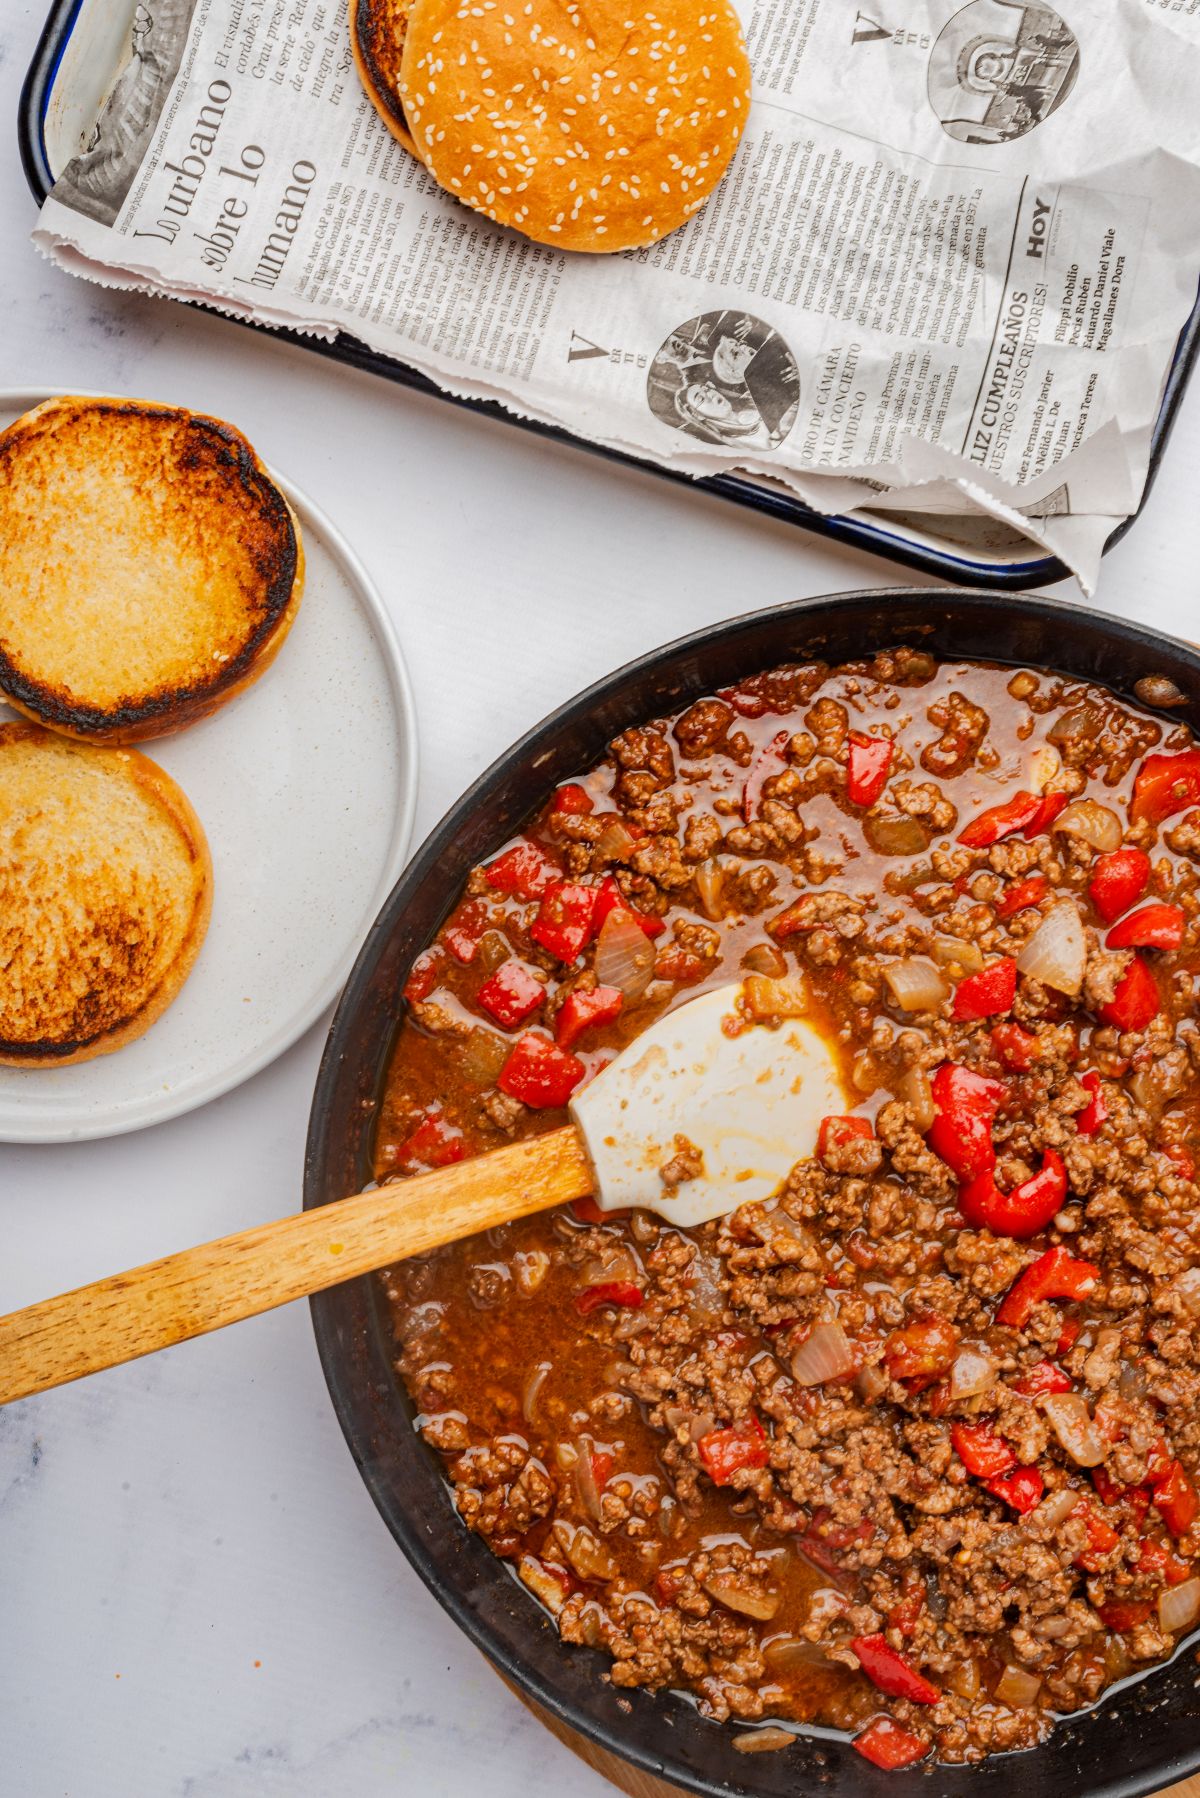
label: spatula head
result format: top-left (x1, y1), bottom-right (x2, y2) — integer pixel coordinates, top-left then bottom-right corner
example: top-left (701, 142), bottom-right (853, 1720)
top-left (569, 982), bottom-right (850, 1228)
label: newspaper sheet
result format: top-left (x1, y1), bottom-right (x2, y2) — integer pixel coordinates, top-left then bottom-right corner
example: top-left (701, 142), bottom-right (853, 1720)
top-left (32, 0), bottom-right (1200, 588)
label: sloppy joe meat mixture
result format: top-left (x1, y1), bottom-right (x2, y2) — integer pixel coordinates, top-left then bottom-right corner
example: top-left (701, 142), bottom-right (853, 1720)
top-left (376, 650), bottom-right (1200, 1769)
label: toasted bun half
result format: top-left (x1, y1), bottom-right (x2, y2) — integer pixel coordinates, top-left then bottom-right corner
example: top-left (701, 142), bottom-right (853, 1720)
top-left (0, 725), bottom-right (213, 1067)
top-left (399, 0), bottom-right (751, 252)
top-left (352, 0), bottom-right (420, 155)
top-left (0, 396), bottom-right (304, 743)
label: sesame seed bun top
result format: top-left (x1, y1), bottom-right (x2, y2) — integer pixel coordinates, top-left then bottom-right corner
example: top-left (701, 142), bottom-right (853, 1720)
top-left (399, 0), bottom-right (752, 253)
top-left (352, 0), bottom-right (420, 156)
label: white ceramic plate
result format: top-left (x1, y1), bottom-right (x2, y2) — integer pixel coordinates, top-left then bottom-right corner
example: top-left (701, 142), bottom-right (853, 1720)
top-left (0, 388), bottom-right (418, 1143)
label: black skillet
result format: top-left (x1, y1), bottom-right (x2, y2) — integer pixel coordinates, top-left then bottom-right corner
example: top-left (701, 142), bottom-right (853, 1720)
top-left (304, 587), bottom-right (1200, 1798)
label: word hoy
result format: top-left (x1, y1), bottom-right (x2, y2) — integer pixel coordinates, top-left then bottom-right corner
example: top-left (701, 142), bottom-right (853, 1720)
top-left (1026, 197), bottom-right (1053, 262)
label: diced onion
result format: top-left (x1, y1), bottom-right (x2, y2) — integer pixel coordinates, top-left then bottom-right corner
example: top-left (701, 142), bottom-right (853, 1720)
top-left (522, 1360), bottom-right (552, 1423)
top-left (563, 1524), bottom-right (619, 1582)
top-left (765, 1635), bottom-right (831, 1670)
top-left (742, 942), bottom-right (788, 978)
top-left (1029, 1488), bottom-right (1081, 1532)
top-left (932, 935), bottom-right (985, 973)
top-left (882, 957), bottom-right (949, 1013)
top-left (663, 1405), bottom-right (718, 1443)
top-left (1135, 674), bottom-right (1187, 709)
top-left (856, 1362), bottom-right (890, 1403)
top-left (703, 1572), bottom-right (781, 1620)
top-left (594, 907), bottom-right (656, 1001)
top-left (595, 816), bottom-right (637, 860)
top-left (1158, 1576), bottom-right (1200, 1633)
top-left (744, 973), bottom-right (809, 1020)
top-left (686, 1252), bottom-right (726, 1328)
top-left (573, 1437), bottom-right (604, 1520)
top-left (864, 814), bottom-right (932, 857)
top-left (694, 862), bottom-right (725, 921)
top-left (519, 1555), bottom-right (570, 1616)
top-left (995, 1663), bottom-right (1042, 1707)
top-left (1042, 1392), bottom-right (1107, 1467)
top-left (947, 1658), bottom-right (981, 1701)
top-left (791, 1321), bottom-right (855, 1387)
top-left (1052, 799), bottom-right (1123, 854)
top-left (949, 1343), bottom-right (998, 1400)
top-left (898, 1064), bottom-right (936, 1132)
top-left (459, 1027), bottom-right (511, 1087)
top-left (732, 1727), bottom-right (795, 1754)
top-left (1016, 900), bottom-right (1086, 996)
top-left (1048, 703), bottom-right (1103, 746)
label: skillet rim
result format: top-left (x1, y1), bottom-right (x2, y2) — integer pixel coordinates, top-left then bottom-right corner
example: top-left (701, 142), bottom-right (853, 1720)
top-left (304, 585), bottom-right (1200, 1798)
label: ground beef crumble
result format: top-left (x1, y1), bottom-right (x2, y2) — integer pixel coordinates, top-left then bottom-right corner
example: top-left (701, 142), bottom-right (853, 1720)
top-left (379, 653), bottom-right (1200, 1769)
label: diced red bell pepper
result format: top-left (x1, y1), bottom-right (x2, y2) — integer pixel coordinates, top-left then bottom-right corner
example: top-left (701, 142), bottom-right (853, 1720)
top-left (530, 881), bottom-right (600, 962)
top-left (846, 732), bottom-right (894, 808)
top-left (485, 838), bottom-right (559, 899)
top-left (697, 1415), bottom-right (769, 1486)
top-left (1023, 792), bottom-right (1068, 838)
top-left (849, 1635), bottom-right (940, 1705)
top-left (1089, 847), bottom-right (1152, 924)
top-left (1145, 1438), bottom-right (1173, 1484)
top-left (997, 1246), bottom-right (1100, 1330)
top-left (404, 948), bottom-right (444, 1005)
top-left (552, 783), bottom-right (593, 815)
top-left (853, 1719), bottom-right (930, 1770)
top-left (1099, 1599), bottom-right (1153, 1632)
top-left (1152, 1460), bottom-right (1198, 1538)
top-left (476, 961), bottom-right (545, 1029)
top-left (958, 790), bottom-right (1044, 848)
top-left (883, 1314), bottom-right (959, 1384)
top-left (953, 957), bottom-right (1017, 1021)
top-left (1131, 748), bottom-right (1200, 825)
top-left (1098, 956), bottom-right (1160, 1032)
top-left (1075, 1071), bottom-right (1108, 1136)
top-left (575, 1280), bottom-right (644, 1316)
top-left (817, 1115), bottom-right (874, 1160)
top-left (959, 1148), bottom-right (1067, 1239)
top-left (498, 1032), bottom-right (586, 1108)
top-left (991, 1021), bottom-right (1039, 1071)
top-left (926, 1064), bottom-right (1008, 1181)
top-left (997, 875), bottom-right (1048, 919)
top-left (590, 1450), bottom-right (615, 1487)
top-left (555, 984), bottom-right (624, 1050)
top-left (1092, 1467), bottom-right (1150, 1529)
top-left (886, 1590), bottom-right (925, 1637)
top-left (1057, 1316), bottom-right (1082, 1357)
top-left (987, 1466), bottom-right (1045, 1514)
top-left (443, 899), bottom-right (490, 963)
top-left (742, 730), bottom-right (791, 822)
top-left (1075, 1501), bottom-right (1121, 1572)
top-left (592, 875), bottom-right (665, 938)
top-left (394, 1109), bottom-right (466, 1172)
top-left (952, 1422), bottom-right (1017, 1481)
top-left (1013, 1360), bottom-right (1073, 1396)
top-left (1106, 903), bottom-right (1186, 951)
top-left (1139, 1538), bottom-right (1194, 1586)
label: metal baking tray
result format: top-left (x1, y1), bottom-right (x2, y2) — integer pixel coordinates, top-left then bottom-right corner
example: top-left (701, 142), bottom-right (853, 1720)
top-left (18, 0), bottom-right (1200, 590)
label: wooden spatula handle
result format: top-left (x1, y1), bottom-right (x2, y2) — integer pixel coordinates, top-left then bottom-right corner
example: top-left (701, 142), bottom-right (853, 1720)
top-left (0, 1124), bottom-right (592, 1407)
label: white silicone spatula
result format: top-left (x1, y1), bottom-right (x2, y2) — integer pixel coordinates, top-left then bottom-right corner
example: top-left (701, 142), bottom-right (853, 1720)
top-left (0, 981), bottom-right (847, 1406)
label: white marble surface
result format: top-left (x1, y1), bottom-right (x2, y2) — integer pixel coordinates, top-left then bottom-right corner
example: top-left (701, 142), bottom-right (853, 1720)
top-left (4, 0), bottom-right (1200, 1790)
